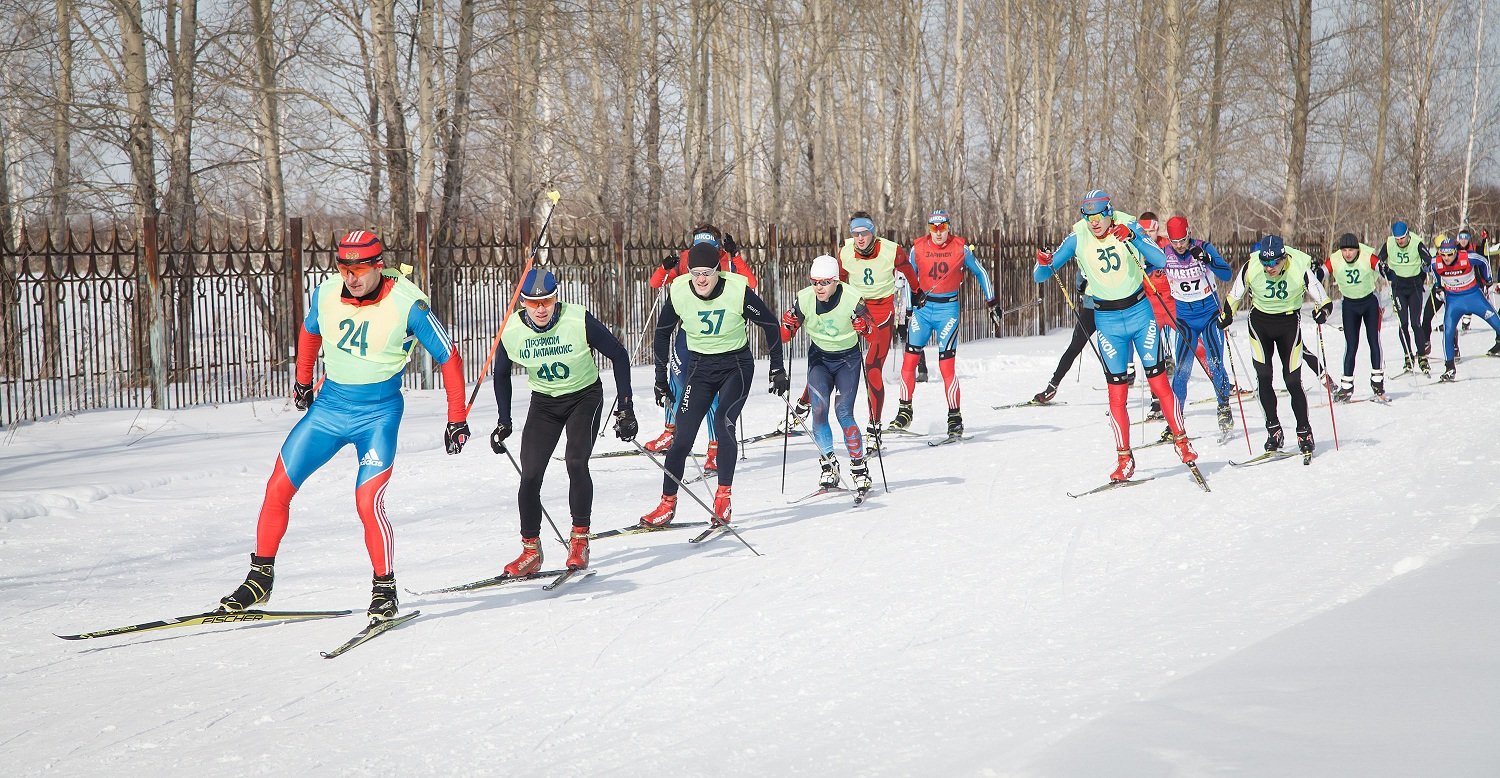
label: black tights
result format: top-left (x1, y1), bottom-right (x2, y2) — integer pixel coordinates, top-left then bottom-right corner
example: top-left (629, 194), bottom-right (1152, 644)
top-left (664, 351), bottom-right (752, 494)
top-left (1248, 310), bottom-right (1310, 432)
top-left (1049, 307), bottom-right (1097, 386)
top-left (517, 381), bottom-right (603, 535)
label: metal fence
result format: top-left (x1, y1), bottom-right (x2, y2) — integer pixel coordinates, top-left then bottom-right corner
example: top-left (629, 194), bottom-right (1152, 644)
top-left (1, 214), bottom-right (1276, 426)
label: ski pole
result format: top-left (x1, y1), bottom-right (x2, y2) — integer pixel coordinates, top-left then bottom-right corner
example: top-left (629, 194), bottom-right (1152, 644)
top-left (597, 395), bottom-right (618, 439)
top-left (1220, 324), bottom-right (1255, 455)
top-left (781, 358), bottom-right (794, 493)
top-left (630, 440), bottom-right (761, 556)
top-left (465, 190), bottom-right (562, 416)
top-left (1314, 320), bottom-right (1341, 450)
top-left (497, 443), bottom-right (567, 546)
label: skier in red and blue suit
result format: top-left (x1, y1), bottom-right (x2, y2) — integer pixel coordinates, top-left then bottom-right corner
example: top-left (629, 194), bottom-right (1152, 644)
top-left (1161, 215), bottom-right (1234, 428)
top-left (1034, 190), bottom-right (1197, 481)
top-left (219, 230), bottom-right (469, 621)
top-left (1432, 236), bottom-right (1500, 381)
top-left (889, 210), bottom-right (1000, 437)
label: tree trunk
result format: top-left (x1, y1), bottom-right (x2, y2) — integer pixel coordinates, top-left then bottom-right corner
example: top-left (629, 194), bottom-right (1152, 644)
top-left (164, 0), bottom-right (199, 380)
top-left (248, 0), bottom-right (286, 236)
top-left (1280, 0), bottom-right (1312, 236)
top-left (947, 0), bottom-right (967, 215)
top-left (116, 0), bottom-right (158, 223)
top-left (369, 0), bottom-right (413, 243)
top-left (1203, 0), bottom-right (1229, 234)
top-left (901, 0), bottom-right (920, 225)
top-left (644, 1), bottom-right (662, 228)
top-left (1155, 0), bottom-right (1184, 213)
top-left (1370, 0), bottom-right (1392, 220)
top-left (1458, 0), bottom-right (1485, 225)
top-left (415, 0), bottom-right (439, 213)
top-left (434, 0), bottom-right (475, 325)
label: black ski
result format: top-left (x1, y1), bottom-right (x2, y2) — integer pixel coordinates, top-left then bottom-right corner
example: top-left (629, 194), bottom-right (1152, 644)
top-left (556, 449), bottom-right (643, 462)
top-left (588, 521), bottom-right (710, 540)
top-left (1187, 463), bottom-right (1211, 492)
top-left (743, 429), bottom-right (807, 445)
top-left (1067, 477), bottom-right (1156, 498)
top-left (541, 569), bottom-right (597, 591)
top-left (993, 400), bottom-right (1069, 409)
top-left (789, 486), bottom-right (849, 504)
top-left (926, 434), bottom-right (972, 447)
top-left (1228, 451), bottom-right (1298, 467)
top-left (56, 608), bottom-right (354, 641)
top-left (885, 428), bottom-right (927, 438)
top-left (406, 568), bottom-right (581, 596)
top-left (689, 524), bottom-right (733, 544)
top-left (320, 611), bottom-right (420, 659)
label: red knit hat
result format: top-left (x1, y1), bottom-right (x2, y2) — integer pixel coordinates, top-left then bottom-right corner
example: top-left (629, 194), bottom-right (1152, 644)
top-left (1166, 216), bottom-right (1189, 242)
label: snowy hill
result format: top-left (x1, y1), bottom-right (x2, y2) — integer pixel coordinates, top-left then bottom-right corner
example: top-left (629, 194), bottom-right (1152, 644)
top-left (3, 326), bottom-right (1498, 776)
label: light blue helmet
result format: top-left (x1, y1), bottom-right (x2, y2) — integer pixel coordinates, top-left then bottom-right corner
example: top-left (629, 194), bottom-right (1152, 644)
top-left (1080, 189), bottom-right (1112, 218)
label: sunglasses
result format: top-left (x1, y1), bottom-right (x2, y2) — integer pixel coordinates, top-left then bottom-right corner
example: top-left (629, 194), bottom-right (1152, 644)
top-left (810, 278), bottom-right (837, 287)
top-left (337, 259), bottom-right (380, 277)
top-left (851, 229), bottom-right (873, 238)
top-left (1260, 255), bottom-right (1285, 266)
top-left (689, 268), bottom-right (717, 278)
top-left (928, 222), bottom-right (948, 232)
top-left (1439, 249), bottom-right (1457, 257)
top-left (1170, 237), bottom-right (1189, 247)
top-left (1085, 212), bottom-right (1110, 225)
top-left (521, 295), bottom-right (557, 309)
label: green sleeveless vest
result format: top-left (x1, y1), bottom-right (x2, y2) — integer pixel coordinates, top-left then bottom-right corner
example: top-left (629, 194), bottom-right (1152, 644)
top-left (797, 283), bottom-right (860, 352)
top-left (315, 269), bottom-right (428, 384)
top-left (669, 272), bottom-right (750, 354)
top-left (500, 303), bottom-right (600, 397)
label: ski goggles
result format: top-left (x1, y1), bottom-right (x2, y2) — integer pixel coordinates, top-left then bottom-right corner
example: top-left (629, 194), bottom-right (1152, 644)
top-left (1439, 248), bottom-right (1457, 258)
top-left (688, 268), bottom-right (717, 278)
top-left (520, 294), bottom-right (557, 309)
top-left (810, 278), bottom-right (838, 287)
top-left (336, 257), bottom-right (381, 277)
top-left (1259, 252), bottom-right (1286, 266)
top-left (1085, 212), bottom-right (1112, 226)
top-left (928, 222), bottom-right (949, 233)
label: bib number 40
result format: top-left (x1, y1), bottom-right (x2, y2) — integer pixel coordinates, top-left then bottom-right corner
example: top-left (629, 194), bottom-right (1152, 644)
top-left (536, 361), bottom-right (571, 382)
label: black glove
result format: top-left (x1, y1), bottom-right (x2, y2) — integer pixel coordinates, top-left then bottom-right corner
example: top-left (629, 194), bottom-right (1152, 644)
top-left (613, 405), bottom-right (639, 442)
top-left (986, 299), bottom-right (1004, 329)
top-left (660, 254), bottom-right (677, 271)
top-left (1312, 302), bottom-right (1331, 325)
top-left (896, 313), bottom-right (911, 345)
top-left (1189, 245), bottom-right (1208, 264)
top-left (653, 377), bottom-right (672, 408)
top-left (1217, 306), bottom-right (1233, 330)
top-left (722, 232), bottom-right (739, 257)
top-left (445, 421), bottom-right (470, 454)
top-left (292, 381), bottom-right (314, 411)
top-left (489, 421), bottom-right (512, 454)
top-left (911, 289), bottom-right (928, 309)
top-left (768, 367), bottom-right (790, 397)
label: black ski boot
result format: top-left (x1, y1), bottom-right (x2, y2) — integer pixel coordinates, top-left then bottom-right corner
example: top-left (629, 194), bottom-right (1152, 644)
top-left (817, 454), bottom-right (840, 489)
top-left (1441, 361), bottom-right (1457, 382)
top-left (1216, 402), bottom-right (1233, 431)
top-left (1417, 354), bottom-right (1431, 375)
top-left (865, 422), bottom-right (882, 456)
top-left (1032, 383), bottom-right (1058, 404)
top-left (1332, 379), bottom-right (1354, 403)
top-left (889, 400), bottom-right (914, 431)
top-left (1296, 427), bottom-right (1315, 456)
top-left (1264, 424), bottom-right (1284, 452)
top-left (369, 573), bottom-right (398, 621)
top-left (779, 398), bottom-right (811, 433)
top-left (1158, 426), bottom-right (1173, 443)
top-left (849, 457), bottom-right (872, 491)
top-left (1488, 339), bottom-right (1500, 357)
top-left (1371, 371), bottom-right (1386, 399)
top-left (1146, 397), bottom-right (1164, 421)
top-left (218, 554), bottom-right (275, 612)
top-left (946, 409), bottom-right (964, 437)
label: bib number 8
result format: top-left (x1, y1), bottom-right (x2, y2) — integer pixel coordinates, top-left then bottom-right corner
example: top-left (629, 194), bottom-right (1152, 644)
top-left (863, 267), bottom-right (875, 286)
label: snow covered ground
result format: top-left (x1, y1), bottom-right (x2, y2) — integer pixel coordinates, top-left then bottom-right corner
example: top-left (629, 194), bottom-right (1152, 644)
top-left (3, 323), bottom-right (1499, 777)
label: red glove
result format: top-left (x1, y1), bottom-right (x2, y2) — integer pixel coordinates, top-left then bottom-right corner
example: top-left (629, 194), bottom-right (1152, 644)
top-left (851, 314), bottom-right (873, 335)
top-left (780, 309), bottom-right (799, 331)
top-left (1035, 249), bottom-right (1053, 267)
top-left (1110, 223), bottom-right (1134, 243)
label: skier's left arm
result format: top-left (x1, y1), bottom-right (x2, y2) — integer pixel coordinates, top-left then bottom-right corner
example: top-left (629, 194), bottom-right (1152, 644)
top-left (1200, 241), bottom-right (1232, 281)
top-left (407, 300), bottom-right (466, 423)
top-left (585, 311), bottom-right (633, 406)
top-left (743, 288), bottom-right (787, 398)
top-left (893, 245), bottom-right (920, 290)
top-left (1473, 254), bottom-right (1494, 286)
top-left (1119, 223), bottom-right (1167, 269)
top-left (963, 245), bottom-right (997, 302)
top-left (1304, 267), bottom-right (1331, 306)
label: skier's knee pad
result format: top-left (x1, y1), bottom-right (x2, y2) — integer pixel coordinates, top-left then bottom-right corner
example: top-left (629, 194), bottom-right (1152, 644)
top-left (905, 344), bottom-right (923, 355)
top-left (1144, 361), bottom-right (1168, 378)
top-left (937, 348), bottom-right (956, 361)
top-left (1105, 370), bottom-right (1132, 385)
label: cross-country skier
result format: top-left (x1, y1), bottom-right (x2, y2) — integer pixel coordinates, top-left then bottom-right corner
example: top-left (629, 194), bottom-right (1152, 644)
top-left (642, 225), bottom-right (758, 475)
top-left (779, 255), bottom-right (874, 493)
top-left (218, 231), bottom-right (469, 620)
top-left (1030, 270), bottom-right (1097, 404)
top-left (640, 244), bottom-right (787, 527)
top-left (1431, 236), bottom-right (1500, 381)
top-left (1219, 234), bottom-right (1331, 455)
top-left (1324, 232), bottom-right (1386, 401)
top-left (489, 268), bottom-right (638, 577)
top-left (837, 211), bottom-right (920, 453)
top-left (1033, 189), bottom-right (1197, 482)
top-left (1376, 220), bottom-right (1433, 374)
top-left (890, 210), bottom-right (1000, 437)
top-left (1159, 215), bottom-right (1234, 431)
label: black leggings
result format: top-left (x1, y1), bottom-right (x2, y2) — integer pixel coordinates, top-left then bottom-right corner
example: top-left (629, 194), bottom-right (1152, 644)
top-left (1247, 310), bottom-right (1311, 432)
top-left (664, 349), bottom-right (752, 494)
top-left (517, 381), bottom-right (604, 535)
top-left (1341, 294), bottom-right (1382, 375)
top-left (1390, 278), bottom-right (1429, 357)
top-left (1049, 307), bottom-right (1097, 386)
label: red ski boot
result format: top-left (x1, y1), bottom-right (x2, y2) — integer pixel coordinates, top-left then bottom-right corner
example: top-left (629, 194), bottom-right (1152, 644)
top-left (565, 528), bottom-right (590, 570)
top-left (644, 424), bottom-right (675, 453)
top-left (1109, 449), bottom-right (1136, 482)
top-left (1173, 434), bottom-right (1198, 464)
top-left (503, 537), bottom-right (542, 577)
top-left (711, 485), bottom-right (733, 526)
top-left (703, 441), bottom-right (719, 473)
top-left (639, 494), bottom-right (678, 528)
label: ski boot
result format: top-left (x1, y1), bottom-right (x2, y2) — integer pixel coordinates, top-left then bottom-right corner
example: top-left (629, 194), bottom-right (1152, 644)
top-left (1417, 355), bottom-right (1431, 375)
top-left (1158, 426), bottom-right (1173, 444)
top-left (1032, 383), bottom-right (1058, 404)
top-left (1371, 372), bottom-right (1386, 400)
top-left (916, 354), bottom-right (930, 383)
top-left (644, 424), bottom-right (675, 453)
top-left (945, 409), bottom-right (964, 437)
top-left (565, 528), bottom-right (590, 571)
top-left (865, 422), bottom-right (883, 456)
top-left (1332, 379), bottom-right (1354, 403)
top-left (368, 573), bottom-right (398, 620)
top-left (779, 398), bottom-right (811, 433)
top-left (1146, 397), bottom-right (1165, 421)
top-left (818, 453), bottom-right (841, 489)
top-left (504, 537), bottom-right (543, 577)
top-left (1109, 449), bottom-right (1136, 482)
top-left (1440, 361), bottom-right (1457, 382)
top-left (850, 457), bottom-right (873, 491)
top-left (889, 401), bottom-right (914, 432)
top-left (1296, 427), bottom-right (1315, 456)
top-left (1173, 434), bottom-right (1198, 464)
top-left (218, 554), bottom-right (275, 612)
top-left (711, 485), bottom-right (733, 526)
top-left (1489, 339), bottom-right (1500, 357)
top-left (1264, 423), bottom-right (1284, 452)
top-left (1216, 402), bottom-right (1233, 431)
top-left (639, 495), bottom-right (678, 528)
top-left (703, 441), bottom-right (719, 473)
top-left (1401, 355), bottom-right (1413, 372)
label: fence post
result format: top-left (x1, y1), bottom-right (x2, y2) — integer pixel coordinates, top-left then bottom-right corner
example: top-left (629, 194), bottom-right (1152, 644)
top-left (288, 217), bottom-right (304, 382)
top-left (612, 221), bottom-right (626, 339)
top-left (415, 210), bottom-right (433, 389)
top-left (142, 214), bottom-right (168, 409)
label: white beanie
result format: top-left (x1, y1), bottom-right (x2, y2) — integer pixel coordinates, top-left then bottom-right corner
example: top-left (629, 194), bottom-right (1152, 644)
top-left (809, 254), bottom-right (840, 280)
